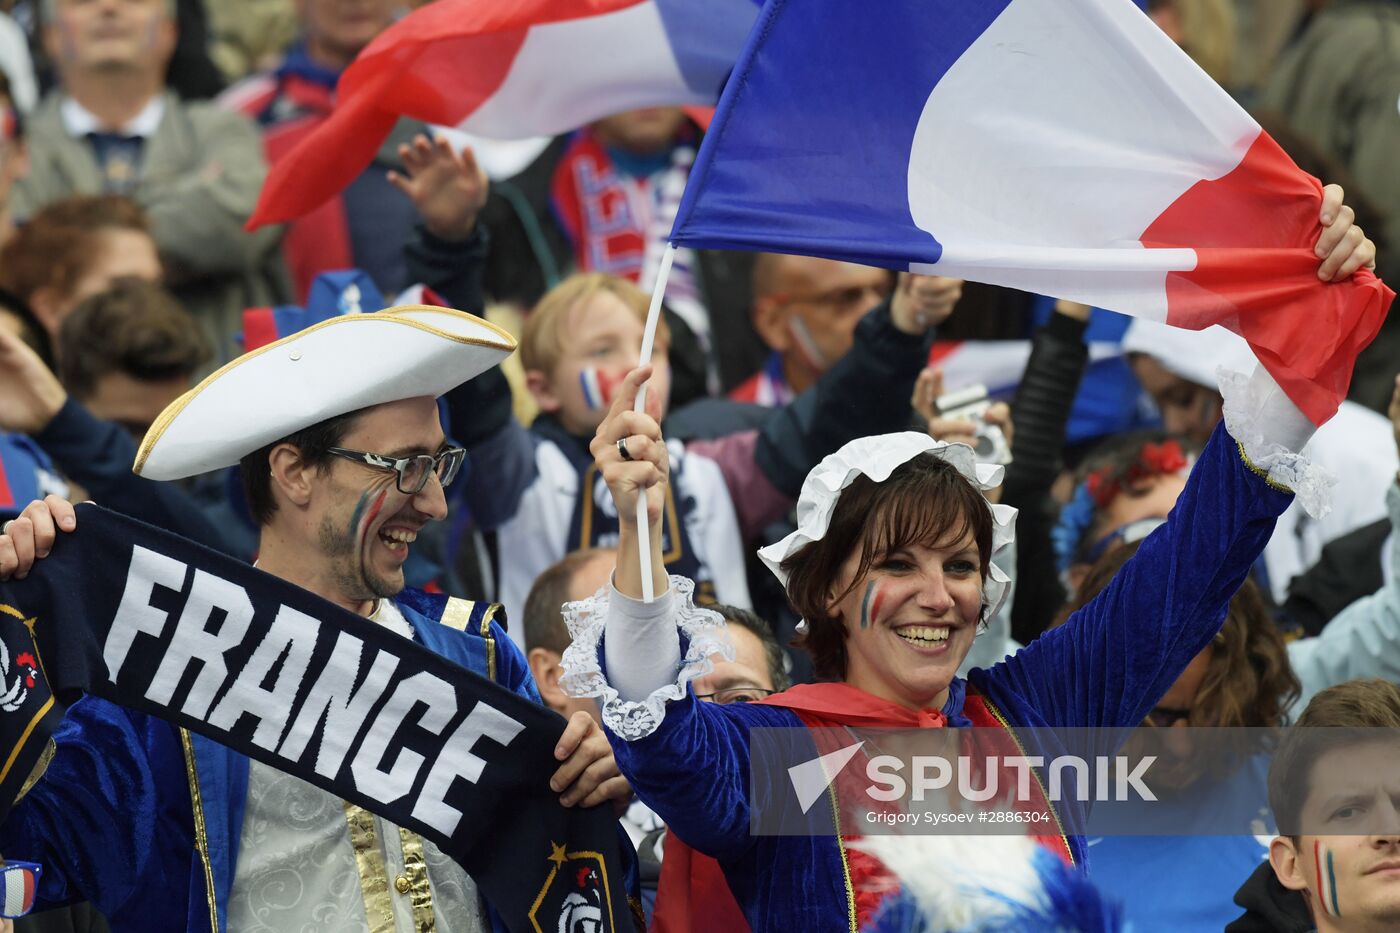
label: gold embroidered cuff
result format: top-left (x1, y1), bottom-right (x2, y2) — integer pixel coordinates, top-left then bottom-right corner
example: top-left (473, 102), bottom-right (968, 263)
top-left (1236, 440), bottom-right (1296, 495)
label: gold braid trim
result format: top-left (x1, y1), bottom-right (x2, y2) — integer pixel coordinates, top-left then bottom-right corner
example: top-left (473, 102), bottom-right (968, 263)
top-left (397, 828), bottom-right (436, 932)
top-left (1236, 440), bottom-right (1297, 495)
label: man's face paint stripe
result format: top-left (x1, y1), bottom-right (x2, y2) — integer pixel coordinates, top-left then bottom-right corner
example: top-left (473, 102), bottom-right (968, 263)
top-left (1315, 840), bottom-right (1341, 918)
top-left (361, 489), bottom-right (389, 546)
top-left (347, 490), bottom-right (371, 540)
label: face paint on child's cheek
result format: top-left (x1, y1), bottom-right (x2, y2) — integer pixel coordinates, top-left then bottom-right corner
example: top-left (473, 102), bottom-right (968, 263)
top-left (579, 366), bottom-right (619, 411)
top-left (859, 581), bottom-right (884, 630)
top-left (1315, 840), bottom-right (1342, 918)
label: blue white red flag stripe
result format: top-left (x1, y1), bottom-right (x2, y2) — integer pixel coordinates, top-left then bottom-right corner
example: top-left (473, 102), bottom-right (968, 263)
top-left (250, 0), bottom-right (756, 226)
top-left (670, 0), bottom-right (1393, 425)
top-left (1, 861), bottom-right (39, 917)
top-left (580, 367), bottom-right (607, 410)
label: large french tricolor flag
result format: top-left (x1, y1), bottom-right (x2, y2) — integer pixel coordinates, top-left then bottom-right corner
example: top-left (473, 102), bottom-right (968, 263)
top-left (670, 0), bottom-right (1393, 426)
top-left (250, 0), bottom-right (757, 227)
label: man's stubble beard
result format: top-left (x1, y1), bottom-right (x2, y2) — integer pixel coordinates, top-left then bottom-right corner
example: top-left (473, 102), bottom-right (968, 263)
top-left (316, 514), bottom-right (403, 603)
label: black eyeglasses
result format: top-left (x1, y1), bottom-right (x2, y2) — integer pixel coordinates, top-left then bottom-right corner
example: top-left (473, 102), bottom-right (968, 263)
top-left (695, 686), bottom-right (776, 705)
top-left (1146, 706), bottom-right (1191, 728)
top-left (326, 446), bottom-right (467, 495)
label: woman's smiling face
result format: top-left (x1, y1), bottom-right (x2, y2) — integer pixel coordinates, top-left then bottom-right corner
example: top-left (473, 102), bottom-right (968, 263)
top-left (830, 530), bottom-right (985, 712)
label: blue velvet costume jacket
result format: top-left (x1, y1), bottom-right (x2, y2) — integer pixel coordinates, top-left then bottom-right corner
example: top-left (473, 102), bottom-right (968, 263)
top-left (609, 422), bottom-right (1296, 932)
top-left (1, 591), bottom-right (542, 932)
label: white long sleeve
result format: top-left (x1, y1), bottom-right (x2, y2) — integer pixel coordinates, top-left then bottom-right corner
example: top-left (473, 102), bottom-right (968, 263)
top-left (558, 574), bottom-right (733, 740)
top-left (604, 581), bottom-right (684, 702)
top-left (1219, 364), bottom-right (1332, 517)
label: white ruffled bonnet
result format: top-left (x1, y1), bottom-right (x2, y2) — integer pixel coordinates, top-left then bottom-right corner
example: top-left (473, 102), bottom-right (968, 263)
top-left (757, 432), bottom-right (1017, 633)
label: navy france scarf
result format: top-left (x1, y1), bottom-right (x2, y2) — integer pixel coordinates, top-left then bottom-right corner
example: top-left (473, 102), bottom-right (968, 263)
top-left (0, 504), bottom-right (634, 932)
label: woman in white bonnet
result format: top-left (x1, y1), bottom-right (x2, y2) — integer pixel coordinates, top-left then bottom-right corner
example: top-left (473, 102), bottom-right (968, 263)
top-left (560, 202), bottom-right (1377, 931)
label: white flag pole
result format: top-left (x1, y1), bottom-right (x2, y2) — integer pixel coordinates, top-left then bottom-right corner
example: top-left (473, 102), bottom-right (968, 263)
top-left (634, 242), bottom-right (677, 602)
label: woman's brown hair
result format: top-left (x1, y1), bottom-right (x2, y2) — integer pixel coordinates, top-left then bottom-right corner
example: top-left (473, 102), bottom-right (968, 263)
top-left (1059, 540), bottom-right (1300, 730)
top-left (1056, 540), bottom-right (1300, 786)
top-left (782, 453), bottom-right (994, 681)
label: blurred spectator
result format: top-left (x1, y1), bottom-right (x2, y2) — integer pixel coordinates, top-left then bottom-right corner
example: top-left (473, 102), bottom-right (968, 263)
top-left (163, 0), bottom-right (224, 100)
top-left (12, 0), bottom-right (285, 364)
top-left (731, 254), bottom-right (894, 406)
top-left (0, 282), bottom-right (231, 552)
top-left (57, 276), bottom-right (206, 440)
top-left (693, 605), bottom-right (790, 699)
top-left (1226, 0), bottom-right (1308, 102)
top-left (1122, 321), bottom-right (1397, 605)
top-left (1148, 0), bottom-right (1237, 87)
top-left (205, 0), bottom-right (297, 84)
top-left (0, 69), bottom-right (34, 352)
top-left (479, 107), bottom-right (762, 402)
top-left (0, 69), bottom-right (25, 239)
top-left (1260, 0), bottom-right (1400, 277)
top-left (523, 546), bottom-right (615, 722)
top-left (0, 195), bottom-right (159, 363)
top-left (1259, 0), bottom-right (1400, 412)
top-left (220, 0), bottom-right (440, 299)
top-left (0, 7), bottom-right (36, 112)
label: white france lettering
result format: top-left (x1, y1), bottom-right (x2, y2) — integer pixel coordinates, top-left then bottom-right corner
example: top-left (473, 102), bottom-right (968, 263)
top-left (104, 546), bottom-right (188, 679)
top-left (207, 604), bottom-right (317, 750)
top-left (352, 672), bottom-right (456, 803)
top-left (278, 630), bottom-right (398, 778)
top-left (146, 570), bottom-right (254, 718)
top-left (413, 703), bottom-right (525, 835)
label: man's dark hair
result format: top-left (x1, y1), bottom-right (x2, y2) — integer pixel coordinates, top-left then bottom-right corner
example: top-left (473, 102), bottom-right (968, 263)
top-left (1268, 678), bottom-right (1400, 837)
top-left (523, 548), bottom-right (613, 654)
top-left (712, 604), bottom-right (791, 692)
top-left (58, 279), bottom-right (207, 398)
top-left (240, 409), bottom-right (363, 527)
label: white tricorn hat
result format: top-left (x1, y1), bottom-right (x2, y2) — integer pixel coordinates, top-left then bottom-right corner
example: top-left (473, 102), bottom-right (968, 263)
top-left (134, 305), bottom-right (516, 480)
top-left (757, 432), bottom-right (1017, 633)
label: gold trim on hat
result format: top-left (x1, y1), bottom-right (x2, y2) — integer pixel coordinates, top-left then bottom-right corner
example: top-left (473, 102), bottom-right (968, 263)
top-left (133, 305), bottom-right (517, 476)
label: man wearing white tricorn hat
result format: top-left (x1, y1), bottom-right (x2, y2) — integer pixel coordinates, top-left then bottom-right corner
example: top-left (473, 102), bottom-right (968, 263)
top-left (0, 303), bottom-right (631, 930)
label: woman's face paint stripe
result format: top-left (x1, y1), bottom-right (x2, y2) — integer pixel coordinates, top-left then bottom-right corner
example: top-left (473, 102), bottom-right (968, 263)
top-left (860, 581), bottom-right (882, 629)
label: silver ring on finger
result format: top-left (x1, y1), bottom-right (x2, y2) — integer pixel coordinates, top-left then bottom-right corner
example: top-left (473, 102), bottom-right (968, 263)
top-left (617, 437), bottom-right (634, 462)
top-left (1, 520), bottom-right (11, 536)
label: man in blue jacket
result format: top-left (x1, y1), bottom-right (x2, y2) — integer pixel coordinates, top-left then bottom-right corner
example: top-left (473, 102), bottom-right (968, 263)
top-left (0, 303), bottom-right (631, 932)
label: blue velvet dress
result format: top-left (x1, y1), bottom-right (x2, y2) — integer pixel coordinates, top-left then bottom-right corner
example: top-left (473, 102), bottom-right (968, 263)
top-left (608, 422), bottom-right (1295, 932)
top-left (0, 592), bottom-right (540, 933)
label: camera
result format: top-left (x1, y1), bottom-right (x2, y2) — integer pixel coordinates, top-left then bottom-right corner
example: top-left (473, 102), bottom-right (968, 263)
top-left (934, 384), bottom-right (1012, 465)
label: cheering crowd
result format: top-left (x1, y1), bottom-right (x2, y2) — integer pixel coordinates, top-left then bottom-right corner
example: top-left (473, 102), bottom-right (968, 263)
top-left (0, 0), bottom-right (1399, 931)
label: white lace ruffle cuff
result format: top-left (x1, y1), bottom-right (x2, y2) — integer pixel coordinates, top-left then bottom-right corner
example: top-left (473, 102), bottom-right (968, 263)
top-left (1218, 365), bottom-right (1334, 518)
top-left (559, 575), bottom-right (735, 741)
